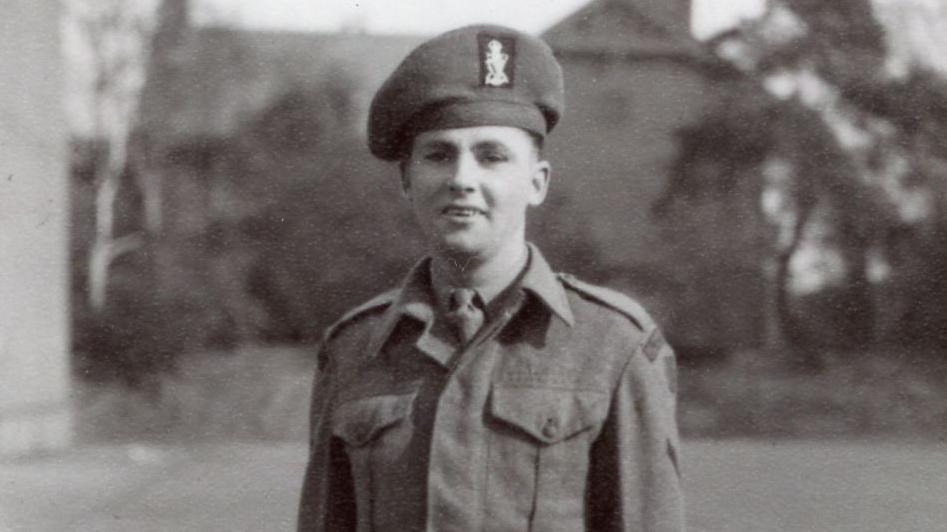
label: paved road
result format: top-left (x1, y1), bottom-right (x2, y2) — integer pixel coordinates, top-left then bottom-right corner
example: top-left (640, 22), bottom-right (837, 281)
top-left (4, 439), bottom-right (947, 531)
top-left (684, 439), bottom-right (947, 532)
top-left (1, 443), bottom-right (307, 532)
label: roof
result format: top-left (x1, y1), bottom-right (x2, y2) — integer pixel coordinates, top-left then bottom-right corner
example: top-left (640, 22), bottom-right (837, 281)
top-left (542, 0), bottom-right (706, 60)
top-left (136, 1), bottom-right (719, 145)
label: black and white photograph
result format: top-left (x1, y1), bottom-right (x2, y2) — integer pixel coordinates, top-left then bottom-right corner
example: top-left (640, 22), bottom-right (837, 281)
top-left (2, 0), bottom-right (947, 530)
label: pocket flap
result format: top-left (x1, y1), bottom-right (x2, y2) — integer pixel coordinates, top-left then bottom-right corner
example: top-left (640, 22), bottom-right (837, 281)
top-left (490, 385), bottom-right (609, 444)
top-left (332, 392), bottom-right (415, 447)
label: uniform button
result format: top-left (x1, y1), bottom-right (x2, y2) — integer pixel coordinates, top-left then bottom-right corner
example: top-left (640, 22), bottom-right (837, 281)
top-left (542, 417), bottom-right (559, 439)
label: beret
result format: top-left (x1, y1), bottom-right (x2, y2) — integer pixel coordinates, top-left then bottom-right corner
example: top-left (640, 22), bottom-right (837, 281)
top-left (368, 24), bottom-right (564, 161)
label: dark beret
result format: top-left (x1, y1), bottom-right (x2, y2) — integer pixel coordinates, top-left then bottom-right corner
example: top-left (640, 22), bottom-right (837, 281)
top-left (368, 24), bottom-right (564, 161)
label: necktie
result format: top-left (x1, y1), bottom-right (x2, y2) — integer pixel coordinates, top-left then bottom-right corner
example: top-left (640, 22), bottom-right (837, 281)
top-left (445, 288), bottom-right (484, 345)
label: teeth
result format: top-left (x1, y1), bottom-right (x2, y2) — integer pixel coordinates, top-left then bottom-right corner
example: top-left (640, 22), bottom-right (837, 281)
top-left (446, 207), bottom-right (479, 216)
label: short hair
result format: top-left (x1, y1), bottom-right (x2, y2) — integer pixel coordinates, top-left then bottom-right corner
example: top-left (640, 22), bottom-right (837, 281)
top-left (526, 130), bottom-right (545, 157)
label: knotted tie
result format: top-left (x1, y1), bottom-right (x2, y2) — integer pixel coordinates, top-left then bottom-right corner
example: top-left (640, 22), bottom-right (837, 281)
top-left (445, 288), bottom-right (485, 345)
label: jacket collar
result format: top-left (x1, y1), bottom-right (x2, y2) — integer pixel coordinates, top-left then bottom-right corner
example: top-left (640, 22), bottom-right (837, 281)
top-left (364, 256), bottom-right (436, 358)
top-left (520, 243), bottom-right (575, 327)
top-left (365, 243), bottom-right (574, 358)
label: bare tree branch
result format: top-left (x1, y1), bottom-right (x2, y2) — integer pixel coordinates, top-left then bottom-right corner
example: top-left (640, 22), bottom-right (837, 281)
top-left (65, 0), bottom-right (162, 310)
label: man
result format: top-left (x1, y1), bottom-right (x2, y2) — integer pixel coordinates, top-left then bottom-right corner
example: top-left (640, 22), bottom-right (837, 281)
top-left (298, 24), bottom-right (684, 532)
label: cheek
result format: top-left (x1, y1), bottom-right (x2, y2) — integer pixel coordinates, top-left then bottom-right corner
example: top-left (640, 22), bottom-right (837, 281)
top-left (488, 188), bottom-right (530, 221)
top-left (403, 171), bottom-right (436, 202)
top-left (506, 172), bottom-right (538, 206)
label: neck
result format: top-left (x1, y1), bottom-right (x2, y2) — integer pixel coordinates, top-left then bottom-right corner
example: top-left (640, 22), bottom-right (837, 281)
top-left (430, 240), bottom-right (529, 304)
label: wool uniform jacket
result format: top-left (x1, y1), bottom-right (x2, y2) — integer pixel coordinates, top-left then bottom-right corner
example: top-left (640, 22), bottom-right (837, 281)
top-left (298, 245), bottom-right (684, 531)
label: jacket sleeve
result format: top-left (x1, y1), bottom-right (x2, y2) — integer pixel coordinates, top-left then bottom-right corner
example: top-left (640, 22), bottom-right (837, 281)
top-left (587, 326), bottom-right (685, 531)
top-left (297, 342), bottom-right (357, 532)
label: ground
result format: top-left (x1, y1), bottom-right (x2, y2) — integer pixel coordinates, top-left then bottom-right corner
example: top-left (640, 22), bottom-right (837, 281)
top-left (3, 439), bottom-right (947, 531)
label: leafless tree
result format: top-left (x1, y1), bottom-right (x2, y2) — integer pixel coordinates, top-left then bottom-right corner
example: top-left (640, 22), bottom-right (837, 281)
top-left (63, 0), bottom-right (162, 310)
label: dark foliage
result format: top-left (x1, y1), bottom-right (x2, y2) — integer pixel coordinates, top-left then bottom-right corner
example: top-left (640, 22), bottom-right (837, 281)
top-left (663, 0), bottom-right (947, 356)
top-left (72, 78), bottom-right (427, 384)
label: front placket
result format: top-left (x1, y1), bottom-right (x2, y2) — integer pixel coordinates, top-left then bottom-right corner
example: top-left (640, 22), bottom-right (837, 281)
top-left (425, 303), bottom-right (520, 531)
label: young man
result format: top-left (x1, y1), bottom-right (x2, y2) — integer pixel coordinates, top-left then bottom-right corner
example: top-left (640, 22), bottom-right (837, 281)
top-left (298, 24), bottom-right (684, 532)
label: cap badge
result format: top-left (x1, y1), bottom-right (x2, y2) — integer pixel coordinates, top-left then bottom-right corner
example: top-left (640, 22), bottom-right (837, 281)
top-left (478, 34), bottom-right (515, 88)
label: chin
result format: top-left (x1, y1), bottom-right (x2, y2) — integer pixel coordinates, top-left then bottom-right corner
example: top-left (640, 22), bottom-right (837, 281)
top-left (433, 234), bottom-right (487, 260)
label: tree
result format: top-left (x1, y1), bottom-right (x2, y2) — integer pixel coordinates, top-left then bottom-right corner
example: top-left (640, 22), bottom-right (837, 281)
top-left (63, 0), bottom-right (162, 310)
top-left (669, 0), bottom-right (947, 356)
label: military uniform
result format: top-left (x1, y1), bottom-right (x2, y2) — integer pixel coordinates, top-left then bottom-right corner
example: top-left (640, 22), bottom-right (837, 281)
top-left (297, 245), bottom-right (683, 531)
top-left (298, 23), bottom-right (684, 532)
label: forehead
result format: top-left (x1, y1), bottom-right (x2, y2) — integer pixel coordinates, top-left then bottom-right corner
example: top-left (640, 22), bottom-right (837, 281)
top-left (412, 126), bottom-right (535, 150)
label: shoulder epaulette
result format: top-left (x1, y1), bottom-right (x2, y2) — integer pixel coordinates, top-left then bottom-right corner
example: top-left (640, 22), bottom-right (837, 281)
top-left (557, 273), bottom-right (654, 333)
top-left (322, 288), bottom-right (399, 344)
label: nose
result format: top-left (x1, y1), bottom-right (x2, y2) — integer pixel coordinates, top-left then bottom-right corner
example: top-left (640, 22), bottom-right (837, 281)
top-left (447, 152), bottom-right (478, 193)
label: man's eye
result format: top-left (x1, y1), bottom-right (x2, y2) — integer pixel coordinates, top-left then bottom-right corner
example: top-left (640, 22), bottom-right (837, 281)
top-left (479, 152), bottom-right (508, 164)
top-left (423, 151), bottom-right (451, 163)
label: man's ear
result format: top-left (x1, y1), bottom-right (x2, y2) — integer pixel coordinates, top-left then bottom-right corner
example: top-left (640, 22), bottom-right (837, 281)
top-left (528, 160), bottom-right (551, 207)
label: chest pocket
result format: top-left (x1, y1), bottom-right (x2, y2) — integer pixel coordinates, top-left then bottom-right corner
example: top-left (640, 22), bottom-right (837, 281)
top-left (332, 392), bottom-right (415, 447)
top-left (489, 385), bottom-right (609, 444)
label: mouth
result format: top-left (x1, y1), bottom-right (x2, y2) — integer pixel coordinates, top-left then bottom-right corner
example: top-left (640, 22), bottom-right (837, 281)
top-left (441, 205), bottom-right (485, 218)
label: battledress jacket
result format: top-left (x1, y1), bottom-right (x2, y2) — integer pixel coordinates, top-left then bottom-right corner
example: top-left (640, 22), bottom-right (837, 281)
top-left (298, 246), bottom-right (684, 531)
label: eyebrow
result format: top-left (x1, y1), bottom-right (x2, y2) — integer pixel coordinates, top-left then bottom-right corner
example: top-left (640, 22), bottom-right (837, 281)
top-left (471, 140), bottom-right (511, 153)
top-left (413, 138), bottom-right (517, 157)
top-left (415, 140), bottom-right (456, 152)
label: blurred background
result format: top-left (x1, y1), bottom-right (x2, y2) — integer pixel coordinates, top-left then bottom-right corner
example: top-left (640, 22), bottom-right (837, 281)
top-left (3, 0), bottom-right (947, 530)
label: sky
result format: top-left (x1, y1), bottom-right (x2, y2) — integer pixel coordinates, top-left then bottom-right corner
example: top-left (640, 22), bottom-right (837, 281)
top-left (193, 0), bottom-right (767, 40)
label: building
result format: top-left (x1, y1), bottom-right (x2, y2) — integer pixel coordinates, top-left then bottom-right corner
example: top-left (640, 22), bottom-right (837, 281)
top-left (539, 0), bottom-right (767, 350)
top-left (93, 0), bottom-right (766, 359)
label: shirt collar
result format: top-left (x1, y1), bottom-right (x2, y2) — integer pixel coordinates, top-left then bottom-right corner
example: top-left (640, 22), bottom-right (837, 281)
top-left (365, 243), bottom-right (575, 357)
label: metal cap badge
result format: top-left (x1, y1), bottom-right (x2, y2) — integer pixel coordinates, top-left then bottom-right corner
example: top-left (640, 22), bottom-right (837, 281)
top-left (479, 34), bottom-right (515, 88)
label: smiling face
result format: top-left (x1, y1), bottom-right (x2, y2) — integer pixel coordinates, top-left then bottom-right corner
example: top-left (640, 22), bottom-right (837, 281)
top-left (401, 126), bottom-right (550, 263)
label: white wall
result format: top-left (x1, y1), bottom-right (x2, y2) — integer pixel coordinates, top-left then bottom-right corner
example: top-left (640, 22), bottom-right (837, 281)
top-left (0, 0), bottom-right (72, 454)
